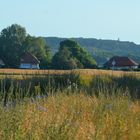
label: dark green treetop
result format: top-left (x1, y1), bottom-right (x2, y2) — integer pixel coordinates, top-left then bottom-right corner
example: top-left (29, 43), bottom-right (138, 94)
top-left (52, 39), bottom-right (97, 69)
top-left (0, 24), bottom-right (27, 67)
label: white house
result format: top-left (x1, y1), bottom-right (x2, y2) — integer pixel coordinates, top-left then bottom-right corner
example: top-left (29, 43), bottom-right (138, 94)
top-left (20, 53), bottom-right (40, 69)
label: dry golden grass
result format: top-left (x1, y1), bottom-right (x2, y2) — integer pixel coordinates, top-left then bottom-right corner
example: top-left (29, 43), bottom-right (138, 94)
top-left (0, 69), bottom-right (140, 139)
top-left (0, 68), bottom-right (140, 82)
top-left (0, 68), bottom-right (140, 76)
top-left (0, 93), bottom-right (140, 140)
top-left (0, 69), bottom-right (70, 75)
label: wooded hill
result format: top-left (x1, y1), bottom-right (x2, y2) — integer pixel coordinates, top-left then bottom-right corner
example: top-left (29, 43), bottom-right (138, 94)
top-left (45, 37), bottom-right (140, 65)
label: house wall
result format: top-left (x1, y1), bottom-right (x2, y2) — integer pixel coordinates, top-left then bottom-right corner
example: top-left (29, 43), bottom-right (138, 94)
top-left (110, 66), bottom-right (138, 70)
top-left (0, 62), bottom-right (5, 68)
top-left (20, 63), bottom-right (40, 69)
top-left (0, 64), bottom-right (5, 68)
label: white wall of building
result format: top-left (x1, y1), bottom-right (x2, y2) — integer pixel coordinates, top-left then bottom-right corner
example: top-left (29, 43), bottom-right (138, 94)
top-left (20, 63), bottom-right (40, 69)
top-left (110, 66), bottom-right (138, 70)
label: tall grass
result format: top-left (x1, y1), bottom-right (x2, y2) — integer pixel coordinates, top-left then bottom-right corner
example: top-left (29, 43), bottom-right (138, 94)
top-left (0, 70), bottom-right (140, 139)
top-left (88, 75), bottom-right (140, 98)
top-left (0, 92), bottom-right (140, 139)
top-left (0, 71), bottom-right (140, 106)
top-left (0, 72), bottom-right (81, 106)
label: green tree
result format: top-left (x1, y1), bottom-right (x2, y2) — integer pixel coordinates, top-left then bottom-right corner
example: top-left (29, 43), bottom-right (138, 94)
top-left (24, 36), bottom-right (51, 68)
top-left (0, 24), bottom-right (27, 68)
top-left (52, 47), bottom-right (78, 69)
top-left (52, 39), bottom-right (96, 69)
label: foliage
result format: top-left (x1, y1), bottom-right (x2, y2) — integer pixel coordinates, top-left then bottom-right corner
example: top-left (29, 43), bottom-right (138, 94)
top-left (45, 37), bottom-right (140, 65)
top-left (24, 36), bottom-right (51, 68)
top-left (0, 24), bottom-right (51, 68)
top-left (1, 24), bottom-right (140, 69)
top-left (52, 39), bottom-right (97, 69)
top-left (0, 24), bottom-right (27, 68)
top-left (52, 47), bottom-right (79, 69)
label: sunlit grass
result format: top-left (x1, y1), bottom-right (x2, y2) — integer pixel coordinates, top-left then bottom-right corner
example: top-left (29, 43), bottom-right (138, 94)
top-left (0, 92), bottom-right (140, 140)
top-left (0, 69), bottom-right (140, 139)
top-left (0, 68), bottom-right (140, 76)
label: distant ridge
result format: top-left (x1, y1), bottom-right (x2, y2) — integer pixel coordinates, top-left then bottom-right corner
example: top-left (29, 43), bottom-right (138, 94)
top-left (44, 37), bottom-right (140, 65)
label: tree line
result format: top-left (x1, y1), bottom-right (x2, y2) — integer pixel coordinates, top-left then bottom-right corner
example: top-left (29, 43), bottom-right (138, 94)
top-left (0, 24), bottom-right (97, 69)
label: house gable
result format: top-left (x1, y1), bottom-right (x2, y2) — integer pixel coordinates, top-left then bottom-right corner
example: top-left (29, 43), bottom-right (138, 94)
top-left (20, 53), bottom-right (40, 69)
top-left (104, 56), bottom-right (139, 69)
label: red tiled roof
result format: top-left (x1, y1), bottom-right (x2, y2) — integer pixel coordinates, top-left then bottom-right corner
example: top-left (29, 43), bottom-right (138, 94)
top-left (21, 53), bottom-right (40, 64)
top-left (104, 56), bottom-right (139, 67)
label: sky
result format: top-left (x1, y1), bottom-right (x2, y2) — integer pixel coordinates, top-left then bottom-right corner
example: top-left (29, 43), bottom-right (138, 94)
top-left (0, 0), bottom-right (140, 43)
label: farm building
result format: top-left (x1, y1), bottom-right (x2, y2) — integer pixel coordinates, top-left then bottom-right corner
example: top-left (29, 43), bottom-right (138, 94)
top-left (0, 59), bottom-right (5, 68)
top-left (19, 53), bottom-right (40, 69)
top-left (104, 56), bottom-right (139, 70)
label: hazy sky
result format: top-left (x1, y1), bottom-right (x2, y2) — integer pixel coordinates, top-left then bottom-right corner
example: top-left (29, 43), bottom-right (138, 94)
top-left (0, 0), bottom-right (140, 43)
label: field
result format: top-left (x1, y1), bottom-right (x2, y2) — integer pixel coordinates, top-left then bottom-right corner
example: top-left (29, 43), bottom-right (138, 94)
top-left (0, 68), bottom-right (139, 76)
top-left (0, 68), bottom-right (140, 81)
top-left (0, 69), bottom-right (140, 139)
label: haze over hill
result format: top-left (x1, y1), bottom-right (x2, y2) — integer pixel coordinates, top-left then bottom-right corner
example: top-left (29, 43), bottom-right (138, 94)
top-left (45, 37), bottom-right (140, 65)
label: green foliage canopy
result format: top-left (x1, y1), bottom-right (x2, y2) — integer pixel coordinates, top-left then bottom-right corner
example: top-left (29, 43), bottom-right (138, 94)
top-left (0, 24), bottom-right (51, 68)
top-left (24, 36), bottom-right (51, 68)
top-left (0, 24), bottom-right (26, 67)
top-left (52, 39), bottom-right (97, 69)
